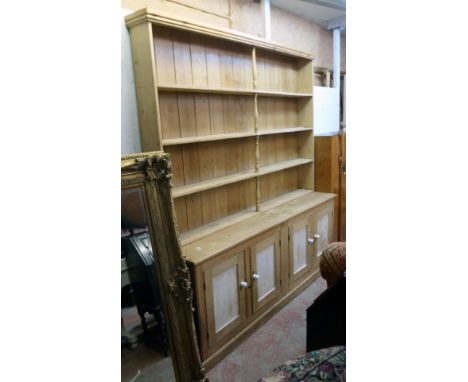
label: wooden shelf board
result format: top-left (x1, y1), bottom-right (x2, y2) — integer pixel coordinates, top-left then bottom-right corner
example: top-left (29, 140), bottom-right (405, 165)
top-left (158, 84), bottom-right (313, 98)
top-left (163, 128), bottom-right (313, 146)
top-left (179, 207), bottom-right (257, 247)
top-left (258, 189), bottom-right (314, 211)
top-left (258, 158), bottom-right (313, 176)
top-left (257, 127), bottom-right (313, 136)
top-left (255, 89), bottom-right (313, 98)
top-left (172, 169), bottom-right (256, 198)
top-left (163, 132), bottom-right (256, 146)
top-left (180, 190), bottom-right (313, 248)
top-left (158, 84), bottom-right (254, 95)
top-left (172, 158), bottom-right (313, 198)
top-left (182, 191), bottom-right (336, 265)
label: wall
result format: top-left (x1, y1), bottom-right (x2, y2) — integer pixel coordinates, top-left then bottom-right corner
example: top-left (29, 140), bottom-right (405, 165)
top-left (121, 9), bottom-right (141, 155)
top-left (121, 0), bottom-right (346, 154)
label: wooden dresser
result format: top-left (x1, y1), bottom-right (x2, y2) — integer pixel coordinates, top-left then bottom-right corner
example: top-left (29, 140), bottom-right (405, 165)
top-left (125, 8), bottom-right (336, 369)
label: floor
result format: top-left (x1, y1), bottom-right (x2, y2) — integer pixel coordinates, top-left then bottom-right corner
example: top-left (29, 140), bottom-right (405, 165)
top-left (121, 307), bottom-right (176, 382)
top-left (121, 276), bottom-right (327, 382)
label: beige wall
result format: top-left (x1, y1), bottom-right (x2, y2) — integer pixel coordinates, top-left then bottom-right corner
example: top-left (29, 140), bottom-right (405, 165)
top-left (121, 0), bottom-right (345, 71)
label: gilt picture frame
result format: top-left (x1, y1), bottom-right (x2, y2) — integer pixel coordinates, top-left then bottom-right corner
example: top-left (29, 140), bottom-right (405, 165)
top-left (121, 151), bottom-right (208, 382)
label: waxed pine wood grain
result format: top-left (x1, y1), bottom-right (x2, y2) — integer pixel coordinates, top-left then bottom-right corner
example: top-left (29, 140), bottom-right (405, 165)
top-left (174, 178), bottom-right (256, 233)
top-left (150, 22), bottom-right (315, 235)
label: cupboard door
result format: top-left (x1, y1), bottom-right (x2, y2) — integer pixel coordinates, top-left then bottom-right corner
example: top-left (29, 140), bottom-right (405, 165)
top-left (312, 202), bottom-right (334, 257)
top-left (250, 230), bottom-right (281, 316)
top-left (288, 214), bottom-right (314, 287)
top-left (204, 250), bottom-right (247, 348)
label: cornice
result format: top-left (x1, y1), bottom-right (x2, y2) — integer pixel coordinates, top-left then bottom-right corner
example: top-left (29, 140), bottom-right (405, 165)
top-left (125, 8), bottom-right (314, 60)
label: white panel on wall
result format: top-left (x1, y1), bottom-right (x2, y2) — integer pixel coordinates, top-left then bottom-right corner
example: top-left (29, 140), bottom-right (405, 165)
top-left (313, 86), bottom-right (340, 135)
top-left (293, 226), bottom-right (308, 274)
top-left (256, 244), bottom-right (275, 301)
top-left (121, 9), bottom-right (142, 155)
top-left (212, 265), bottom-right (239, 333)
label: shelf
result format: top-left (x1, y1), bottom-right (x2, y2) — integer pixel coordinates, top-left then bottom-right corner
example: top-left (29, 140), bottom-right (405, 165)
top-left (163, 132), bottom-right (256, 146)
top-left (257, 127), bottom-right (313, 136)
top-left (179, 189), bottom-right (313, 246)
top-left (172, 169), bottom-right (257, 198)
top-left (158, 84), bottom-right (254, 96)
top-left (180, 207), bottom-right (257, 247)
top-left (172, 158), bottom-right (313, 198)
top-left (259, 188), bottom-right (314, 211)
top-left (255, 90), bottom-right (313, 98)
top-left (158, 84), bottom-right (313, 98)
top-left (162, 128), bottom-right (313, 146)
top-left (182, 191), bottom-right (336, 265)
top-left (258, 158), bottom-right (313, 176)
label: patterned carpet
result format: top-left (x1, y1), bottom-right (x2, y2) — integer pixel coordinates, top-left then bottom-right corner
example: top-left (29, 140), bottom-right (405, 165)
top-left (207, 276), bottom-right (327, 382)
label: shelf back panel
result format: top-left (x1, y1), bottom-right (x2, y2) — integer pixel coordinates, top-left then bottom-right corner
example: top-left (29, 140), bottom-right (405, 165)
top-left (159, 92), bottom-right (254, 140)
top-left (166, 137), bottom-right (256, 187)
top-left (257, 97), bottom-right (298, 130)
top-left (259, 134), bottom-right (303, 168)
top-left (259, 168), bottom-right (301, 204)
top-left (174, 178), bottom-right (256, 233)
top-left (153, 25), bottom-right (254, 90)
top-left (256, 49), bottom-right (313, 94)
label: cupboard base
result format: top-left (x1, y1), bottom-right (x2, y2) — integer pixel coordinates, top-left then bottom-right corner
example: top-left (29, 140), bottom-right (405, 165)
top-left (202, 269), bottom-right (321, 371)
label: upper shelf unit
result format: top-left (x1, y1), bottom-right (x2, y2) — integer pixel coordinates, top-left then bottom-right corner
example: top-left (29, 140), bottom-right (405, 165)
top-left (125, 9), bottom-right (316, 237)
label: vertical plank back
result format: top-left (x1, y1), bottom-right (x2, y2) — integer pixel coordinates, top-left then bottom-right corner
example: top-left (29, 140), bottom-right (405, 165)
top-left (148, 23), bottom-right (316, 235)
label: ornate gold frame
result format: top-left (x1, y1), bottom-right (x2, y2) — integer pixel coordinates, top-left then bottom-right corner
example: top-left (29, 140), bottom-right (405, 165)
top-left (121, 152), bottom-right (208, 382)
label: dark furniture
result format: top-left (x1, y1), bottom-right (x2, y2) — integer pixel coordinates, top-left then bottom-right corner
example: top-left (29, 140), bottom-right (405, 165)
top-left (122, 231), bottom-right (169, 356)
top-left (306, 274), bottom-right (345, 352)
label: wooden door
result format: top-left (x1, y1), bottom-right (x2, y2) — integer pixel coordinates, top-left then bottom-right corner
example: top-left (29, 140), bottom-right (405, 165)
top-left (288, 213), bottom-right (315, 288)
top-left (339, 129), bottom-right (346, 241)
top-left (315, 134), bottom-right (346, 242)
top-left (314, 135), bottom-right (340, 241)
top-left (312, 202), bottom-right (334, 258)
top-left (203, 250), bottom-right (247, 348)
top-left (250, 230), bottom-right (281, 316)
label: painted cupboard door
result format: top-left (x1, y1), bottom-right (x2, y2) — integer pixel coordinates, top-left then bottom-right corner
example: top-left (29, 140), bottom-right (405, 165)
top-left (250, 231), bottom-right (281, 316)
top-left (313, 202), bottom-right (334, 258)
top-left (204, 251), bottom-right (247, 348)
top-left (288, 214), bottom-right (314, 287)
